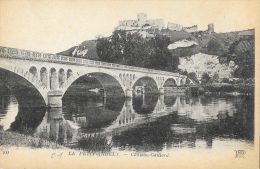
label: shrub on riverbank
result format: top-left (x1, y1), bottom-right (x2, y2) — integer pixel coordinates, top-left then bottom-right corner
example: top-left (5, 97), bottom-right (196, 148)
top-left (76, 133), bottom-right (112, 152)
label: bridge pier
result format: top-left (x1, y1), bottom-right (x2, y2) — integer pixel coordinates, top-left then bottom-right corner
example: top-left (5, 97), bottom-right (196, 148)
top-left (182, 77), bottom-right (186, 85)
top-left (159, 87), bottom-right (165, 95)
top-left (48, 107), bottom-right (63, 141)
top-left (48, 90), bottom-right (63, 108)
top-left (125, 89), bottom-right (133, 98)
top-left (103, 90), bottom-right (107, 98)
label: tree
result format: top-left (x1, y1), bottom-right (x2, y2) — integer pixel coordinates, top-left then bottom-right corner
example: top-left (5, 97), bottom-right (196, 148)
top-left (212, 73), bottom-right (219, 83)
top-left (97, 30), bottom-right (140, 64)
top-left (147, 35), bottom-right (177, 71)
top-left (227, 39), bottom-right (255, 79)
top-left (207, 39), bottom-right (224, 55)
top-left (222, 78), bottom-right (230, 83)
top-left (148, 35), bottom-right (168, 69)
top-left (231, 51), bottom-right (254, 79)
top-left (181, 70), bottom-right (188, 76)
top-left (123, 32), bottom-right (147, 67)
top-left (201, 73), bottom-right (211, 84)
top-left (96, 30), bottom-right (180, 72)
top-left (96, 37), bottom-right (113, 62)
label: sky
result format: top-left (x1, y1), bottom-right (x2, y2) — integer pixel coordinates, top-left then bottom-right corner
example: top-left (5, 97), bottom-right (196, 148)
top-left (0, 0), bottom-right (259, 54)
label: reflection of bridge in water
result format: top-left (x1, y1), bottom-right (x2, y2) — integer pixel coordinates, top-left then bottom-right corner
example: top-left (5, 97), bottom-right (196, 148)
top-left (1, 92), bottom-right (242, 147)
top-left (35, 108), bottom-right (79, 144)
top-left (33, 94), bottom-right (183, 144)
top-left (0, 95), bottom-right (18, 130)
top-left (104, 95), bottom-right (181, 134)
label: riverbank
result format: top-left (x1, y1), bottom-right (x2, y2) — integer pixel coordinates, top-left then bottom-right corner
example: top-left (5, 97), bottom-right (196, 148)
top-left (0, 130), bottom-right (112, 152)
top-left (187, 83), bottom-right (254, 95)
top-left (0, 131), bottom-right (64, 149)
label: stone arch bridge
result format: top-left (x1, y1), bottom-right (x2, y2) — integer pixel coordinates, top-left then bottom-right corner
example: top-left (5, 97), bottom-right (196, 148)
top-left (0, 46), bottom-right (186, 107)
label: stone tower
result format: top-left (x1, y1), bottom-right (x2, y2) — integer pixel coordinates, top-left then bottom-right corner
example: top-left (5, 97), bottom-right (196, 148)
top-left (208, 23), bottom-right (214, 34)
top-left (137, 13), bottom-right (147, 27)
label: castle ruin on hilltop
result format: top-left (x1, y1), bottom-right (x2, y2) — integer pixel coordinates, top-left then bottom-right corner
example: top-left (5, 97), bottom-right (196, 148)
top-left (116, 13), bottom-right (214, 34)
top-left (118, 13), bottom-right (165, 30)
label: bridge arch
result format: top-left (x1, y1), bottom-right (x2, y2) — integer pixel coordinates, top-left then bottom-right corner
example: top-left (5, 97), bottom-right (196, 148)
top-left (163, 78), bottom-right (178, 87)
top-left (0, 68), bottom-right (46, 107)
top-left (131, 76), bottom-right (159, 94)
top-left (62, 71), bottom-right (125, 97)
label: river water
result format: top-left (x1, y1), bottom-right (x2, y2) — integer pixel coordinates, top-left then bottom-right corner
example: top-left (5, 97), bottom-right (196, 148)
top-left (0, 87), bottom-right (254, 152)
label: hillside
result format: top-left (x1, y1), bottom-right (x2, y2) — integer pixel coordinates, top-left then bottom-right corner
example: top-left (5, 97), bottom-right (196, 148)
top-left (58, 29), bottom-right (253, 59)
top-left (57, 28), bottom-right (254, 79)
top-left (57, 46), bottom-right (77, 56)
top-left (57, 40), bottom-right (99, 60)
top-left (167, 31), bottom-right (242, 57)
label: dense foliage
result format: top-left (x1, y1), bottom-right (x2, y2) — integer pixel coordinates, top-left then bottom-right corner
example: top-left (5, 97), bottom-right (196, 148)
top-left (180, 71), bottom-right (200, 84)
top-left (230, 51), bottom-right (255, 79)
top-left (201, 73), bottom-right (211, 84)
top-left (221, 37), bottom-right (255, 79)
top-left (96, 30), bottom-right (179, 72)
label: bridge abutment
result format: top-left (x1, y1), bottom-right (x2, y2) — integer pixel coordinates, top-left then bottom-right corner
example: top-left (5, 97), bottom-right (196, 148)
top-left (47, 90), bottom-right (63, 108)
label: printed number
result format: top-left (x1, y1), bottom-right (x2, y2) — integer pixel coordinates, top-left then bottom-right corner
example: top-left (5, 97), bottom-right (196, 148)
top-left (3, 150), bottom-right (9, 155)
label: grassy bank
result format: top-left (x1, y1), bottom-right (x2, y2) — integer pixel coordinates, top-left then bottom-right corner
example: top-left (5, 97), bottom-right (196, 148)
top-left (0, 131), bottom-right (64, 149)
top-left (0, 130), bottom-right (113, 152)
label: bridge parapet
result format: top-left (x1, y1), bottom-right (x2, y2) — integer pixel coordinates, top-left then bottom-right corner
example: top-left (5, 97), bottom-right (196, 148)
top-left (0, 46), bottom-right (185, 78)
